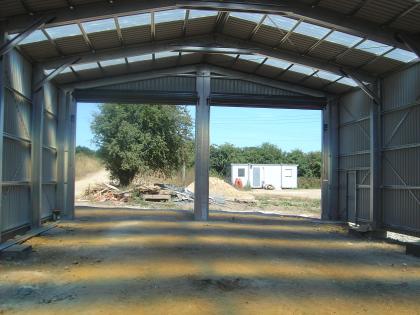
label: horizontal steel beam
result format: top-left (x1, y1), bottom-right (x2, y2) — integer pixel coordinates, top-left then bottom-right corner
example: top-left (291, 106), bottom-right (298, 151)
top-left (216, 34), bottom-right (374, 83)
top-left (61, 63), bottom-right (326, 97)
top-left (61, 65), bottom-right (326, 97)
top-left (61, 65), bottom-right (200, 90)
top-left (173, 46), bottom-right (252, 54)
top-left (74, 89), bottom-right (197, 104)
top-left (41, 35), bottom-right (215, 69)
top-left (205, 64), bottom-right (327, 97)
top-left (210, 94), bottom-right (325, 109)
top-left (2, 0), bottom-right (408, 50)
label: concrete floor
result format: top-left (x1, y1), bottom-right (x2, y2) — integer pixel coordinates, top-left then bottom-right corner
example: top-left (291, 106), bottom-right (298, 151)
top-left (1, 207), bottom-right (420, 314)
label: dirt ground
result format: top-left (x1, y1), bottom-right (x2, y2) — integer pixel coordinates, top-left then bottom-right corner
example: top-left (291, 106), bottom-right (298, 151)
top-left (1, 207), bottom-right (420, 315)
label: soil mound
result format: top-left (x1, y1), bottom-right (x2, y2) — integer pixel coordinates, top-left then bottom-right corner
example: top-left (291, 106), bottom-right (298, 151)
top-left (187, 177), bottom-right (255, 202)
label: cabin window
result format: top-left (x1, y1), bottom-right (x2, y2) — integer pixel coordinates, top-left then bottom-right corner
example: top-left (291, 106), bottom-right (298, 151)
top-left (238, 168), bottom-right (245, 177)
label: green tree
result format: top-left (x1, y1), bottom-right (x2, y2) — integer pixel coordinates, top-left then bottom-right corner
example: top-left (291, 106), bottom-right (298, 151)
top-left (209, 143), bottom-right (321, 179)
top-left (91, 104), bottom-right (193, 186)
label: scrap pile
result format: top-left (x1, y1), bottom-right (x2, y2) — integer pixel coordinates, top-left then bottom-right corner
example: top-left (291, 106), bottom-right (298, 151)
top-left (83, 177), bottom-right (255, 205)
top-left (84, 183), bottom-right (193, 203)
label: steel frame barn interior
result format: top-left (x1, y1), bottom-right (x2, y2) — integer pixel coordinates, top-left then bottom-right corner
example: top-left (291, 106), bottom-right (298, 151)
top-left (1, 0), bottom-right (420, 242)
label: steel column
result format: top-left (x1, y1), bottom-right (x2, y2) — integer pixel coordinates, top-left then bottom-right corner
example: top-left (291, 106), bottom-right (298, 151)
top-left (194, 69), bottom-right (211, 221)
top-left (56, 89), bottom-right (67, 214)
top-left (321, 103), bottom-right (329, 219)
top-left (65, 95), bottom-right (77, 219)
top-left (30, 66), bottom-right (44, 228)
top-left (370, 81), bottom-right (382, 229)
top-left (322, 97), bottom-right (339, 220)
top-left (0, 30), bottom-right (5, 241)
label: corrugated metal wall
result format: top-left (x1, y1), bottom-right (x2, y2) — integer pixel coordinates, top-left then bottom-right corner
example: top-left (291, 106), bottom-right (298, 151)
top-left (42, 82), bottom-right (58, 219)
top-left (96, 76), bottom-right (196, 92)
top-left (337, 63), bottom-right (420, 236)
top-left (381, 63), bottom-right (420, 235)
top-left (337, 89), bottom-right (372, 222)
top-left (211, 78), bottom-right (303, 96)
top-left (1, 49), bottom-right (33, 233)
top-left (1, 49), bottom-right (60, 237)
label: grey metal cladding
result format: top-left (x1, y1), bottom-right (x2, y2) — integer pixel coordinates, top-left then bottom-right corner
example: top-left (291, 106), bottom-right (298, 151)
top-left (382, 63), bottom-right (420, 111)
top-left (2, 138), bottom-right (31, 182)
top-left (42, 148), bottom-right (57, 182)
top-left (1, 186), bottom-right (31, 232)
top-left (41, 184), bottom-right (56, 219)
top-left (4, 89), bottom-right (32, 141)
top-left (211, 78), bottom-right (304, 96)
top-left (381, 63), bottom-right (420, 235)
top-left (4, 50), bottom-right (32, 98)
top-left (96, 76), bottom-right (196, 92)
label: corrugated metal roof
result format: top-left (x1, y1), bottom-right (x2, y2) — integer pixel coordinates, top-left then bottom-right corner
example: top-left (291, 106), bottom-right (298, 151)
top-left (3, 4), bottom-right (419, 95)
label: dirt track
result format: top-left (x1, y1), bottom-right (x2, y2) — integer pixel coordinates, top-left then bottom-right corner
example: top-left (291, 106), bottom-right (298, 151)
top-left (1, 207), bottom-right (420, 315)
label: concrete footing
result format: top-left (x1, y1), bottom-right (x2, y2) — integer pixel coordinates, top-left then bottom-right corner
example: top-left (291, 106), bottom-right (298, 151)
top-left (348, 227), bottom-right (387, 239)
top-left (0, 244), bottom-right (32, 259)
top-left (406, 242), bottom-right (420, 258)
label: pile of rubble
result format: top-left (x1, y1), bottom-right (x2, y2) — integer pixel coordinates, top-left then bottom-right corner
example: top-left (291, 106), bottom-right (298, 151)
top-left (83, 177), bottom-right (256, 205)
top-left (84, 183), bottom-right (194, 203)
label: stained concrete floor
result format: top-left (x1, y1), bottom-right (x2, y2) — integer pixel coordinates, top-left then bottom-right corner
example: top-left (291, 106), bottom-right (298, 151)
top-left (1, 207), bottom-right (420, 315)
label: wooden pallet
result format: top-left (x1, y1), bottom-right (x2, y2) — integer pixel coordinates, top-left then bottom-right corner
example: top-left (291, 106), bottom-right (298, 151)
top-left (143, 194), bottom-right (171, 202)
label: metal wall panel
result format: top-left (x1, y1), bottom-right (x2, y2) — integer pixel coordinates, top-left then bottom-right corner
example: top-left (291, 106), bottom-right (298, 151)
top-left (382, 63), bottom-right (420, 111)
top-left (96, 76), bottom-right (196, 93)
top-left (43, 112), bottom-right (57, 148)
top-left (42, 184), bottom-right (56, 219)
top-left (4, 89), bottom-right (31, 140)
top-left (1, 49), bottom-right (33, 234)
top-left (1, 186), bottom-right (30, 232)
top-left (4, 49), bottom-right (32, 98)
top-left (41, 83), bottom-right (59, 220)
top-left (338, 89), bottom-right (371, 222)
top-left (382, 103), bottom-right (420, 149)
top-left (381, 63), bottom-right (420, 235)
top-left (2, 138), bottom-right (31, 182)
top-left (42, 148), bottom-right (57, 182)
top-left (211, 78), bottom-right (303, 96)
top-left (44, 82), bottom-right (58, 116)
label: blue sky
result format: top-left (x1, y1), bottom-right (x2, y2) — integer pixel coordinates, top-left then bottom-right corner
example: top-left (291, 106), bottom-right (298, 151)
top-left (77, 103), bottom-right (322, 152)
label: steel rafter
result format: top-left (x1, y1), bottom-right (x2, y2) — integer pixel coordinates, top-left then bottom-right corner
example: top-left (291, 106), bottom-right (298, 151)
top-left (0, 16), bottom-right (55, 57)
top-left (3, 0), bottom-right (410, 50)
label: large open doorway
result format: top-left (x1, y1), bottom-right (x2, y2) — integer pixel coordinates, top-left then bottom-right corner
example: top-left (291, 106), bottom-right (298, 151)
top-left (205, 107), bottom-right (323, 218)
top-left (75, 102), bottom-right (196, 214)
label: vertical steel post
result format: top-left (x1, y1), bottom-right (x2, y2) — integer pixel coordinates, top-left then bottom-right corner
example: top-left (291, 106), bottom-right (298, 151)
top-left (322, 97), bottom-right (339, 220)
top-left (321, 104), bottom-right (329, 219)
top-left (370, 81), bottom-right (382, 229)
top-left (0, 30), bottom-right (6, 241)
top-left (30, 65), bottom-right (44, 228)
top-left (56, 89), bottom-right (67, 214)
top-left (66, 95), bottom-right (77, 219)
top-left (194, 68), bottom-right (211, 221)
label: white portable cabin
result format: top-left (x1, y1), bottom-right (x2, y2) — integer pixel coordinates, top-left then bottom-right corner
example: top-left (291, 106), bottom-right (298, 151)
top-left (231, 164), bottom-right (298, 189)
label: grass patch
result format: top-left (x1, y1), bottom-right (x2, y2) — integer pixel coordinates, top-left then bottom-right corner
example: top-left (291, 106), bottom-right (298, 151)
top-left (256, 195), bottom-right (320, 213)
top-left (298, 177), bottom-right (321, 189)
